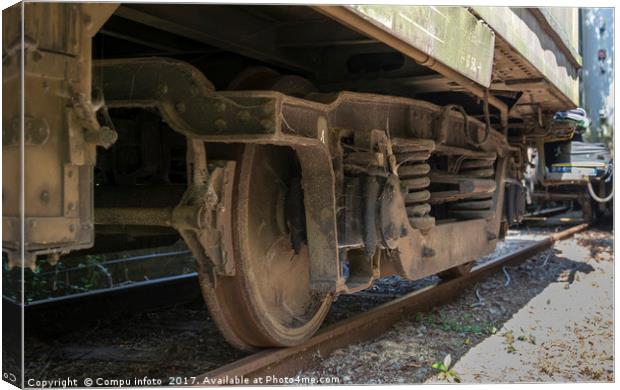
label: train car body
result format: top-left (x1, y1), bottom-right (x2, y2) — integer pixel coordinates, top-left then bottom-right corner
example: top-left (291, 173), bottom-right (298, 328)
top-left (3, 3), bottom-right (582, 348)
top-left (527, 133), bottom-right (613, 220)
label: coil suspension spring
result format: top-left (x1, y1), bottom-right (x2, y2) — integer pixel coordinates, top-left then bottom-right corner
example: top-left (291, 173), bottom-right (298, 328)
top-left (448, 155), bottom-right (497, 219)
top-left (394, 140), bottom-right (435, 230)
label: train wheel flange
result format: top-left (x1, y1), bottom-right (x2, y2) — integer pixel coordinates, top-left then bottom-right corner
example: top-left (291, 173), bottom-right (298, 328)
top-left (182, 143), bottom-right (332, 349)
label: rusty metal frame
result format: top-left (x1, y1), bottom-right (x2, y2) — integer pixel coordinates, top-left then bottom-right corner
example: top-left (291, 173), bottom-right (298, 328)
top-left (95, 57), bottom-right (511, 292)
top-left (94, 58), bottom-right (343, 293)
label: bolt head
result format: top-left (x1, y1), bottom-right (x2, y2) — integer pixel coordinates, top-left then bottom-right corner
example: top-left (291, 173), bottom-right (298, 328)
top-left (214, 119), bottom-right (227, 131)
top-left (40, 191), bottom-right (50, 203)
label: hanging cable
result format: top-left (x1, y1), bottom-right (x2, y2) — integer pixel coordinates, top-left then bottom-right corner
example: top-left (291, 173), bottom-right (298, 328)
top-left (587, 179), bottom-right (614, 203)
top-left (436, 99), bottom-right (490, 148)
top-left (466, 90), bottom-right (491, 147)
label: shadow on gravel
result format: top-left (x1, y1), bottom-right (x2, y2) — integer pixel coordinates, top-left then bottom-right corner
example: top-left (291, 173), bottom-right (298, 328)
top-left (23, 298), bottom-right (250, 383)
top-left (401, 247), bottom-right (597, 383)
top-left (304, 234), bottom-right (601, 384)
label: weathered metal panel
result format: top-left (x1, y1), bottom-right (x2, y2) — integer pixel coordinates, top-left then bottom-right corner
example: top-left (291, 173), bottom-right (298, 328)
top-left (2, 2), bottom-right (118, 269)
top-left (2, 4), bottom-right (24, 269)
top-left (347, 5), bottom-right (495, 87)
top-left (541, 7), bottom-right (580, 55)
top-left (472, 6), bottom-right (580, 106)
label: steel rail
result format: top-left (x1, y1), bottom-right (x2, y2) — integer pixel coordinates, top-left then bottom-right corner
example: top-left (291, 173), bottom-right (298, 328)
top-left (523, 206), bottom-right (569, 218)
top-left (33, 250), bottom-right (191, 277)
top-left (4, 272), bottom-right (201, 334)
top-left (200, 223), bottom-right (588, 382)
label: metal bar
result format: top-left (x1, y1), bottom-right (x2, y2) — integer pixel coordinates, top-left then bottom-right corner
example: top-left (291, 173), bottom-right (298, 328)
top-left (11, 273), bottom-right (197, 307)
top-left (4, 273), bottom-right (202, 334)
top-left (523, 217), bottom-right (586, 224)
top-left (531, 192), bottom-right (585, 201)
top-left (429, 175), bottom-right (496, 204)
top-left (200, 223), bottom-right (588, 380)
top-left (114, 5), bottom-right (313, 74)
top-left (524, 205), bottom-right (569, 218)
top-left (95, 185), bottom-right (186, 208)
top-left (95, 207), bottom-right (174, 226)
top-left (34, 250), bottom-right (191, 277)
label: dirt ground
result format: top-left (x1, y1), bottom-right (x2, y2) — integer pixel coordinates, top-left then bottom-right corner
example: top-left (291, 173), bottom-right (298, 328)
top-left (304, 227), bottom-right (614, 383)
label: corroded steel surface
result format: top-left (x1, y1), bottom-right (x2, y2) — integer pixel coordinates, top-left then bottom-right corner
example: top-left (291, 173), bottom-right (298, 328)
top-left (2, 3), bottom-right (118, 269)
top-left (94, 57), bottom-right (512, 288)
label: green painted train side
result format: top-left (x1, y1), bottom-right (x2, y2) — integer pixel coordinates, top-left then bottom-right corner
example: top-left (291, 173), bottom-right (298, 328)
top-left (349, 5), bottom-right (580, 106)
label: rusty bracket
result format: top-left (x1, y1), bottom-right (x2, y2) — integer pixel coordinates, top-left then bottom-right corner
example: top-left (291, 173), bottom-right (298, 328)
top-left (172, 141), bottom-right (237, 277)
top-left (95, 57), bottom-right (343, 294)
top-left (69, 86), bottom-right (118, 149)
top-left (93, 57), bottom-right (277, 139)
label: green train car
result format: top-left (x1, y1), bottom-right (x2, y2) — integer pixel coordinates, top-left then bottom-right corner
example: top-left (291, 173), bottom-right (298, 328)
top-left (2, 3), bottom-right (583, 348)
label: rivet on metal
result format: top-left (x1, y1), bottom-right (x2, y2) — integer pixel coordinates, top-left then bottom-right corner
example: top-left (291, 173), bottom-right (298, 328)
top-left (214, 119), bottom-right (227, 131)
top-left (237, 110), bottom-right (251, 122)
top-left (422, 246), bottom-right (436, 257)
top-left (158, 84), bottom-right (169, 95)
top-left (260, 118), bottom-right (274, 131)
top-left (215, 102), bottom-right (227, 112)
top-left (40, 191), bottom-right (50, 203)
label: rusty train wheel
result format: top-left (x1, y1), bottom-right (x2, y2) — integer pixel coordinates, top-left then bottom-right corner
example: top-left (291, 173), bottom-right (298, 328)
top-left (198, 144), bottom-right (332, 349)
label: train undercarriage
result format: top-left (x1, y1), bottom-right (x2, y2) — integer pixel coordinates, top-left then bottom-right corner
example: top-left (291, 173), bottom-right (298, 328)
top-left (91, 57), bottom-right (512, 348)
top-left (3, 3), bottom-right (583, 349)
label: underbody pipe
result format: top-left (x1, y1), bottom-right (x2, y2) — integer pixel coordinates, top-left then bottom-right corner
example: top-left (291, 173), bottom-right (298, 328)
top-left (587, 180), bottom-right (614, 203)
top-left (429, 175), bottom-right (496, 205)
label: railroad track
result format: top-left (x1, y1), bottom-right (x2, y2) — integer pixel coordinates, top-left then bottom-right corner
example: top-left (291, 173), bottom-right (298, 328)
top-left (522, 206), bottom-right (570, 220)
top-left (200, 223), bottom-right (588, 382)
top-left (15, 273), bottom-right (201, 333)
top-left (4, 250), bottom-right (202, 334)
